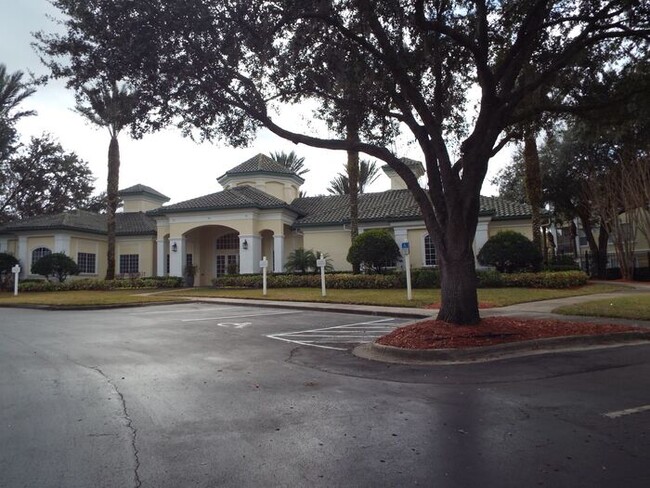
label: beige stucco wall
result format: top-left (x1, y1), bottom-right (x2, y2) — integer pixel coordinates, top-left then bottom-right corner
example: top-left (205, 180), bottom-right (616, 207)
top-left (116, 236), bottom-right (156, 277)
top-left (302, 228), bottom-right (352, 271)
top-left (122, 196), bottom-right (166, 213)
top-left (70, 236), bottom-right (107, 277)
top-left (406, 228), bottom-right (429, 268)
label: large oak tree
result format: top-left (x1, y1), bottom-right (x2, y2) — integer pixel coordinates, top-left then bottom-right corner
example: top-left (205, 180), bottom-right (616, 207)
top-left (38, 0), bottom-right (650, 324)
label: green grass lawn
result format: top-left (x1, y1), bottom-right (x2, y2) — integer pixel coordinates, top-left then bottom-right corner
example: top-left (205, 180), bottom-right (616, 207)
top-left (553, 294), bottom-right (650, 321)
top-left (164, 283), bottom-right (623, 308)
top-left (0, 283), bottom-right (626, 309)
top-left (0, 289), bottom-right (183, 308)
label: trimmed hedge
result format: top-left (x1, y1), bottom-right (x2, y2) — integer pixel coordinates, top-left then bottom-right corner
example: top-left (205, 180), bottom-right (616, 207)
top-left (500, 271), bottom-right (588, 288)
top-left (213, 269), bottom-right (589, 289)
top-left (17, 276), bottom-right (184, 293)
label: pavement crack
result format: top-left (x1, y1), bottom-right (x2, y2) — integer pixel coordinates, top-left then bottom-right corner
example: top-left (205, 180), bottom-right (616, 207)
top-left (89, 366), bottom-right (142, 488)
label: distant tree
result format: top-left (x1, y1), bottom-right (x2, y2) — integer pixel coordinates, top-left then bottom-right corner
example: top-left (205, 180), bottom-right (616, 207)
top-left (477, 231), bottom-right (542, 273)
top-left (0, 134), bottom-right (96, 223)
top-left (328, 160), bottom-right (381, 195)
top-left (0, 64), bottom-right (35, 163)
top-left (347, 229), bottom-right (400, 274)
top-left (269, 150), bottom-right (309, 176)
top-left (31, 252), bottom-right (79, 282)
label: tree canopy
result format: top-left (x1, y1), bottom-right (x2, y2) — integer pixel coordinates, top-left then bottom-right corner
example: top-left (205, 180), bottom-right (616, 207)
top-left (37, 0), bottom-right (650, 324)
top-left (0, 134), bottom-right (96, 223)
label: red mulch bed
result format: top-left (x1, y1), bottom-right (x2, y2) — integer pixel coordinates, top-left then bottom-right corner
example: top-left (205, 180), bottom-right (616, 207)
top-left (376, 317), bottom-right (649, 350)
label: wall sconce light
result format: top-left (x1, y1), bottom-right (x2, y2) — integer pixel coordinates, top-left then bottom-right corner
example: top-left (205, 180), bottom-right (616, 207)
top-left (171, 242), bottom-right (178, 253)
top-left (242, 240), bottom-right (248, 250)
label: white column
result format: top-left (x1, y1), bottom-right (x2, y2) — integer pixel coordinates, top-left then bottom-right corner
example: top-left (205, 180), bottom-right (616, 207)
top-left (169, 236), bottom-right (185, 277)
top-left (239, 235), bottom-right (262, 274)
top-left (54, 234), bottom-right (71, 255)
top-left (474, 218), bottom-right (491, 267)
top-left (393, 228), bottom-right (408, 270)
top-left (0, 237), bottom-right (8, 253)
top-left (156, 238), bottom-right (166, 276)
top-left (273, 235), bottom-right (285, 273)
top-left (17, 236), bottom-right (28, 277)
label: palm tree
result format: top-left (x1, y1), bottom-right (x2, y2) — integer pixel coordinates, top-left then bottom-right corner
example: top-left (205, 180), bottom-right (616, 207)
top-left (0, 64), bottom-right (36, 162)
top-left (327, 160), bottom-right (380, 195)
top-left (269, 150), bottom-right (309, 176)
top-left (76, 80), bottom-right (137, 279)
top-left (284, 248), bottom-right (317, 273)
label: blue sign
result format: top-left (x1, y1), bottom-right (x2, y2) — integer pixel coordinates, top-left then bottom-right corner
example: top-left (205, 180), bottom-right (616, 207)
top-left (401, 242), bottom-right (410, 249)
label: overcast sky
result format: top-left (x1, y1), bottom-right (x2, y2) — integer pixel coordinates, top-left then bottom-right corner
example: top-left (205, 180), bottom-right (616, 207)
top-left (1, 0), bottom-right (509, 205)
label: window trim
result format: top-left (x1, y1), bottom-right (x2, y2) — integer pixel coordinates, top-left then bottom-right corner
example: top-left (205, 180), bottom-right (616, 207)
top-left (423, 234), bottom-right (437, 267)
top-left (119, 254), bottom-right (140, 274)
top-left (77, 252), bottom-right (97, 274)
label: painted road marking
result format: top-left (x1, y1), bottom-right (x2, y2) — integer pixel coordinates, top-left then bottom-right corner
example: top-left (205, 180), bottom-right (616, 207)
top-left (603, 404), bottom-right (650, 419)
top-left (267, 318), bottom-right (398, 350)
top-left (217, 322), bottom-right (252, 329)
top-left (182, 310), bottom-right (301, 322)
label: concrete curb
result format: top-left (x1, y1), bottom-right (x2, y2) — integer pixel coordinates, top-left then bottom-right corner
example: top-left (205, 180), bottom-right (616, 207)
top-left (354, 331), bottom-right (650, 365)
top-left (0, 300), bottom-right (188, 311)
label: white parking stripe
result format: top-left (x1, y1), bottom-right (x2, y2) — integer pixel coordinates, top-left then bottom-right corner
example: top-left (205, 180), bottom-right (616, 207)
top-left (267, 317), bottom-right (398, 349)
top-left (268, 335), bottom-right (346, 351)
top-left (182, 310), bottom-right (301, 322)
top-left (603, 404), bottom-right (650, 419)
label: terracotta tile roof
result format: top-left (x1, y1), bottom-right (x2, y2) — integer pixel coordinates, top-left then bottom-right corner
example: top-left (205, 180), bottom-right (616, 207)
top-left (0, 210), bottom-right (156, 236)
top-left (148, 185), bottom-right (301, 215)
top-left (291, 190), bottom-right (535, 226)
top-left (118, 184), bottom-right (170, 202)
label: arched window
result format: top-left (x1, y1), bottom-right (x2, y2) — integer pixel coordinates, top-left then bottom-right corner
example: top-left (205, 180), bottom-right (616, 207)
top-left (31, 247), bottom-right (52, 265)
top-left (424, 235), bottom-right (437, 266)
top-left (216, 233), bottom-right (239, 250)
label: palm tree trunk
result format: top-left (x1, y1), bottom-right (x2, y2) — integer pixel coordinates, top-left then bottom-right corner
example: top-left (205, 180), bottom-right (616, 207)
top-left (346, 123), bottom-right (360, 274)
top-left (523, 128), bottom-right (542, 254)
top-left (105, 134), bottom-right (120, 280)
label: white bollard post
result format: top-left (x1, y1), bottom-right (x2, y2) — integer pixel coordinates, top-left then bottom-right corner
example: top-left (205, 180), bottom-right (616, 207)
top-left (401, 241), bottom-right (412, 301)
top-left (317, 253), bottom-right (327, 297)
top-left (260, 256), bottom-right (268, 296)
top-left (12, 264), bottom-right (21, 296)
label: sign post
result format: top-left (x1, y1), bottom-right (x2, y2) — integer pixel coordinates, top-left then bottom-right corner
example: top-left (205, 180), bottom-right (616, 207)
top-left (401, 241), bottom-right (412, 301)
top-left (260, 256), bottom-right (268, 296)
top-left (11, 264), bottom-right (20, 296)
top-left (316, 254), bottom-right (327, 297)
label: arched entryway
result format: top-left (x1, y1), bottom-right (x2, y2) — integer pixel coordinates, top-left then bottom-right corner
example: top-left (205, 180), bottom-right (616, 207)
top-left (180, 225), bottom-right (240, 286)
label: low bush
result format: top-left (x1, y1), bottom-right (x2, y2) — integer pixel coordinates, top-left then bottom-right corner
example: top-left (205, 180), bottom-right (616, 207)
top-left (16, 276), bottom-right (184, 293)
top-left (213, 269), bottom-right (588, 290)
top-left (500, 271), bottom-right (588, 288)
top-left (476, 269), bottom-right (504, 287)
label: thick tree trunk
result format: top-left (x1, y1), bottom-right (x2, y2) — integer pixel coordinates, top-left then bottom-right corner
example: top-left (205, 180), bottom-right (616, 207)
top-left (105, 135), bottom-right (120, 280)
top-left (346, 123), bottom-right (360, 274)
top-left (523, 129), bottom-right (543, 254)
top-left (437, 247), bottom-right (480, 325)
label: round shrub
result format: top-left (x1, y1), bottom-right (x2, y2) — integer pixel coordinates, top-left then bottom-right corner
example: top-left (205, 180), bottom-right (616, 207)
top-left (347, 229), bottom-right (401, 274)
top-left (31, 252), bottom-right (79, 282)
top-left (477, 231), bottom-right (542, 273)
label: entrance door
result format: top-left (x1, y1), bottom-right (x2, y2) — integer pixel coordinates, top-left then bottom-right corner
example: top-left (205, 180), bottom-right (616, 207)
top-left (216, 254), bottom-right (239, 277)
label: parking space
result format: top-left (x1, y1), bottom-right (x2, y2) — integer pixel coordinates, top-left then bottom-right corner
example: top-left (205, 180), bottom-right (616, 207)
top-left (127, 303), bottom-right (410, 350)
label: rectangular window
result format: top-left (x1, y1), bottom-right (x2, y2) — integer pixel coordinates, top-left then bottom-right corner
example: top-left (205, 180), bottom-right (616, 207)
top-left (119, 254), bottom-right (139, 274)
top-left (424, 235), bottom-right (437, 266)
top-left (186, 253), bottom-right (193, 267)
top-left (77, 252), bottom-right (96, 274)
top-left (166, 254), bottom-right (170, 274)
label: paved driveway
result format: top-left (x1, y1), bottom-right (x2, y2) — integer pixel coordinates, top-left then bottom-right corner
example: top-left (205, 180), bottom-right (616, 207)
top-left (1, 303), bottom-right (650, 487)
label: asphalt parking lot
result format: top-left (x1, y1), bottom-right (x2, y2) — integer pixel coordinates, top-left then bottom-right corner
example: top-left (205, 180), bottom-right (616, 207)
top-left (1, 303), bottom-right (650, 487)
